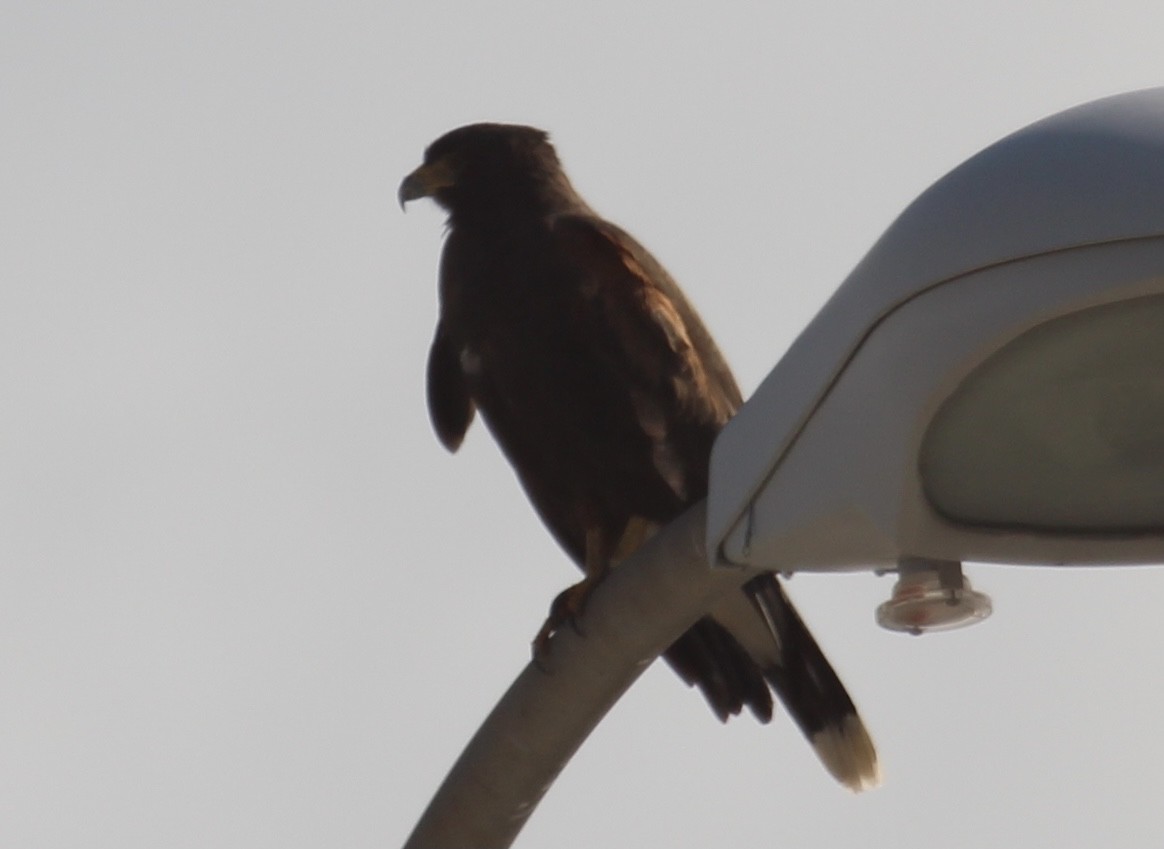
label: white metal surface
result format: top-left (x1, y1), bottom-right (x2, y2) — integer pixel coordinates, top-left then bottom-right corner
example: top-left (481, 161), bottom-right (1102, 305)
top-left (708, 87), bottom-right (1164, 573)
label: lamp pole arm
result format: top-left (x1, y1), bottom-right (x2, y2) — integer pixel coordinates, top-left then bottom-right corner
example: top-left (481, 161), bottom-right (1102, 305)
top-left (402, 500), bottom-right (751, 849)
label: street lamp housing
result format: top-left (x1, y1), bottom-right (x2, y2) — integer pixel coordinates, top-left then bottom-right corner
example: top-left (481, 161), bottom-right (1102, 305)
top-left (708, 88), bottom-right (1164, 582)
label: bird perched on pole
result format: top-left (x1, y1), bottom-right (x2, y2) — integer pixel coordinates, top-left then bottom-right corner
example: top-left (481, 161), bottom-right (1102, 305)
top-left (400, 123), bottom-right (879, 791)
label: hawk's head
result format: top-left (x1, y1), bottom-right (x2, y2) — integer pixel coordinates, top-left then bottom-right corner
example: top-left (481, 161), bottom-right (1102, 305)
top-left (399, 123), bottom-right (577, 223)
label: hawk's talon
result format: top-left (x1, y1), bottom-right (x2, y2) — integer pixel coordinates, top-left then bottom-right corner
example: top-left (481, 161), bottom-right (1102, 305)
top-left (549, 584), bottom-right (590, 637)
top-left (529, 574), bottom-right (604, 664)
top-left (531, 639), bottom-right (555, 674)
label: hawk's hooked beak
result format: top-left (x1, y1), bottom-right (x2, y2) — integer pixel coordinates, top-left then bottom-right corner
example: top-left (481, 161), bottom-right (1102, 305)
top-left (398, 158), bottom-right (456, 210)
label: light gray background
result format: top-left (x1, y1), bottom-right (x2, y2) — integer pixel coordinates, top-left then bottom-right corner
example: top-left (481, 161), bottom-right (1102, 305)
top-left (3, 3), bottom-right (1163, 847)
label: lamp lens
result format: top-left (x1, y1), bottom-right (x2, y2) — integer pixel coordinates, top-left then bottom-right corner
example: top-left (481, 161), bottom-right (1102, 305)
top-left (920, 294), bottom-right (1164, 532)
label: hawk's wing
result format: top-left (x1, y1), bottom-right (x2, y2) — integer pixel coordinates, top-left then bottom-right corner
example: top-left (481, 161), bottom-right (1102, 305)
top-left (550, 213), bottom-right (741, 502)
top-left (427, 319), bottom-right (476, 452)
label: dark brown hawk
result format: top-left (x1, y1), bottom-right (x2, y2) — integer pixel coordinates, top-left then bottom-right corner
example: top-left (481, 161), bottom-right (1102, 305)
top-left (400, 123), bottom-right (879, 790)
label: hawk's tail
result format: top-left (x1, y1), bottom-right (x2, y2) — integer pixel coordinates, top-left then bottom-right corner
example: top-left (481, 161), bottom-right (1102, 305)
top-left (662, 574), bottom-right (880, 792)
top-left (744, 574), bottom-right (880, 791)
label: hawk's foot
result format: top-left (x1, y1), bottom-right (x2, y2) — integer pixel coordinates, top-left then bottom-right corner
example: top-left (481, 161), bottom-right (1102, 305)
top-left (530, 573), bottom-right (607, 666)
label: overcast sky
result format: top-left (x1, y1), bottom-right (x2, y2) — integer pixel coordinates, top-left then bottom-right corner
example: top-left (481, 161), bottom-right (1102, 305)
top-left (4, 3), bottom-right (1164, 847)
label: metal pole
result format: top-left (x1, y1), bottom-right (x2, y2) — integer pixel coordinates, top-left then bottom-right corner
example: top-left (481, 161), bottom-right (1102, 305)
top-left (401, 501), bottom-right (752, 848)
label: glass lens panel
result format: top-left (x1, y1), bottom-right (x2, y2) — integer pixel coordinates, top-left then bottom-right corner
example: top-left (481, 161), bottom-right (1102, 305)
top-left (920, 294), bottom-right (1164, 532)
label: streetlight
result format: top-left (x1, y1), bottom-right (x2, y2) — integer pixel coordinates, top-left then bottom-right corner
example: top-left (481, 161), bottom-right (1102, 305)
top-left (403, 87), bottom-right (1164, 848)
top-left (710, 85), bottom-right (1164, 632)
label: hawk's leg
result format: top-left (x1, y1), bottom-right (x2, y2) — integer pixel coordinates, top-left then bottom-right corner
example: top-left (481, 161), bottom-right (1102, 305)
top-left (532, 527), bottom-right (612, 662)
top-left (532, 518), bottom-right (658, 664)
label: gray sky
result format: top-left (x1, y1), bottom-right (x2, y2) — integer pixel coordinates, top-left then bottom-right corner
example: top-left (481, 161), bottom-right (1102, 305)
top-left (3, 3), bottom-right (1164, 847)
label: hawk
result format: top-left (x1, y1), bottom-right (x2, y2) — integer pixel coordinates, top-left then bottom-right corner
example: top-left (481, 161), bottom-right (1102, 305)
top-left (400, 123), bottom-right (879, 790)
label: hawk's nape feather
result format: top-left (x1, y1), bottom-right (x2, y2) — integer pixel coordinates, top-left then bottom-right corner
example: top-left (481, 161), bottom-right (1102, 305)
top-left (403, 122), bottom-right (880, 791)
